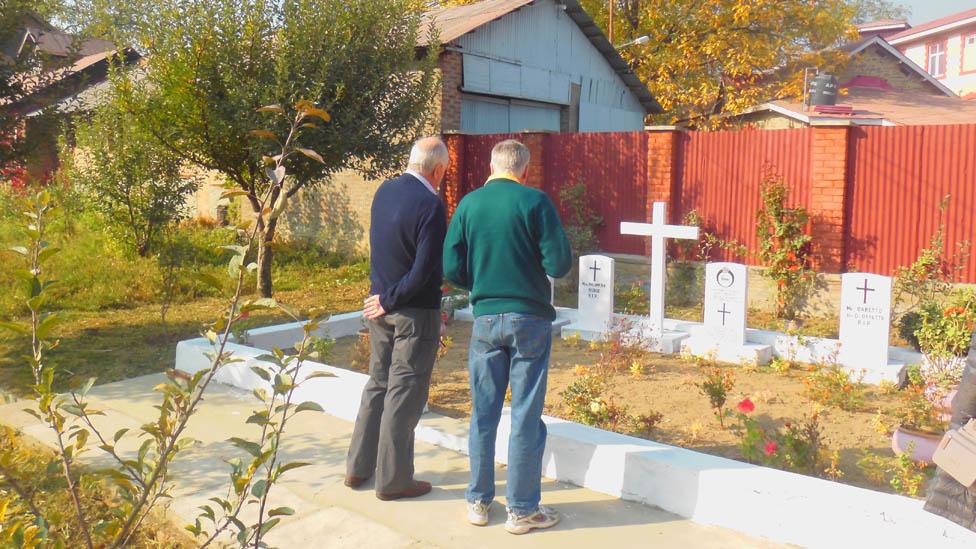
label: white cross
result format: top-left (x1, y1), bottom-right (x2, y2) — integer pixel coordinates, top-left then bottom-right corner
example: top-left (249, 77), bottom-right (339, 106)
top-left (621, 202), bottom-right (699, 344)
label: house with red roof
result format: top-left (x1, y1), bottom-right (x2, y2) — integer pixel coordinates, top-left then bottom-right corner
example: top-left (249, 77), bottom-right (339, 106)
top-left (887, 8), bottom-right (976, 100)
top-left (730, 34), bottom-right (976, 128)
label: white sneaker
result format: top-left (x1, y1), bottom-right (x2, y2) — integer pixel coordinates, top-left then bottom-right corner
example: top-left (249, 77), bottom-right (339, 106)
top-left (505, 505), bottom-right (560, 535)
top-left (467, 501), bottom-right (491, 526)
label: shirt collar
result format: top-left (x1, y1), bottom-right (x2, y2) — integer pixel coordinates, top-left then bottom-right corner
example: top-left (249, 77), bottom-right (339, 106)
top-left (405, 170), bottom-right (438, 195)
top-left (485, 172), bottom-right (523, 185)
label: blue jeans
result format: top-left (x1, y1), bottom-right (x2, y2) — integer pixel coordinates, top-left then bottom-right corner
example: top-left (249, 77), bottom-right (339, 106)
top-left (466, 313), bottom-right (552, 515)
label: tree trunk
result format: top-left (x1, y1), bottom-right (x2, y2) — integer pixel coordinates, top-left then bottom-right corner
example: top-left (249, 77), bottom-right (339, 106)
top-left (256, 218), bottom-right (279, 298)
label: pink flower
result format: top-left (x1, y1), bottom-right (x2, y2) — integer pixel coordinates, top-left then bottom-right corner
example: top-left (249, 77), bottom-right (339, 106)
top-left (737, 398), bottom-right (755, 414)
top-left (764, 440), bottom-right (778, 456)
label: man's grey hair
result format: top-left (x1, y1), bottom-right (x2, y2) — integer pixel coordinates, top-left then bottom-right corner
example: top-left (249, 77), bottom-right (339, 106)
top-left (407, 137), bottom-right (450, 173)
top-left (490, 139), bottom-right (530, 175)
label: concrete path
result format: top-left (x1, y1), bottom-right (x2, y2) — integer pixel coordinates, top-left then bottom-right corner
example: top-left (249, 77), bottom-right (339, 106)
top-left (0, 374), bottom-right (785, 548)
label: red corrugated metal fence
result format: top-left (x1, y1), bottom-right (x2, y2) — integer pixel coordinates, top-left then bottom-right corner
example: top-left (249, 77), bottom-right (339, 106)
top-left (676, 128), bottom-right (814, 263)
top-left (845, 125), bottom-right (976, 281)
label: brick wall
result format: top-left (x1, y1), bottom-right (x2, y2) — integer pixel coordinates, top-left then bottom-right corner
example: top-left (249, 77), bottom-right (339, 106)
top-left (809, 126), bottom-right (849, 272)
top-left (840, 45), bottom-right (940, 96)
top-left (438, 50), bottom-right (462, 132)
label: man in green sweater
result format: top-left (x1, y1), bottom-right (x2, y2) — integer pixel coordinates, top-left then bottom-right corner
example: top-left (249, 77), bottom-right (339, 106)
top-left (443, 139), bottom-right (571, 535)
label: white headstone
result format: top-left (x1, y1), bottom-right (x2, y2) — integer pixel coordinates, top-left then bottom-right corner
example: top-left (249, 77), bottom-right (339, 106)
top-left (703, 263), bottom-right (748, 348)
top-left (577, 255), bottom-right (614, 332)
top-left (620, 202), bottom-right (699, 346)
top-left (839, 273), bottom-right (893, 373)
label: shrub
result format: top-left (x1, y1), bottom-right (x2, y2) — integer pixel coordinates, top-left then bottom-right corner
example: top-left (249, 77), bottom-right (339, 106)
top-left (802, 364), bottom-right (866, 411)
top-left (892, 196), bottom-right (970, 324)
top-left (67, 93), bottom-right (200, 257)
top-left (696, 366), bottom-right (736, 427)
top-left (560, 365), bottom-right (662, 437)
top-left (561, 366), bottom-right (627, 429)
top-left (559, 181), bottom-right (602, 286)
top-left (755, 169), bottom-right (815, 321)
top-left (616, 281), bottom-right (648, 315)
top-left (734, 399), bottom-right (829, 476)
top-left (857, 446), bottom-right (932, 497)
top-left (915, 290), bottom-right (975, 387)
top-left (895, 385), bottom-right (948, 434)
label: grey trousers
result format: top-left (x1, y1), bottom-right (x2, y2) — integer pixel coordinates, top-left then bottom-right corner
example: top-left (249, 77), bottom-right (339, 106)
top-left (346, 308), bottom-right (439, 493)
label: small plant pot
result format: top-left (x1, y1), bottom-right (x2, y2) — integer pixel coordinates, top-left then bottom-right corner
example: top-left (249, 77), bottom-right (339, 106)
top-left (891, 426), bottom-right (943, 464)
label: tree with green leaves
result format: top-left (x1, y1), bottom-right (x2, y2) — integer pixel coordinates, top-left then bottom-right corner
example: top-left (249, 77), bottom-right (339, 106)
top-left (113, 0), bottom-right (439, 297)
top-left (578, 0), bottom-right (857, 125)
top-left (67, 93), bottom-right (198, 257)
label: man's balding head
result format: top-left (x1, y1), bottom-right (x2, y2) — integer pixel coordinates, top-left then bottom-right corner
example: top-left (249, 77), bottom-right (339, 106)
top-left (407, 137), bottom-right (450, 177)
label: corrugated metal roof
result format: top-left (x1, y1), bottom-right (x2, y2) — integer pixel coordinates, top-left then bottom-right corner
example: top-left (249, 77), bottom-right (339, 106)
top-left (419, 0), bottom-right (660, 114)
top-left (419, 0), bottom-right (535, 45)
top-left (772, 88), bottom-right (976, 126)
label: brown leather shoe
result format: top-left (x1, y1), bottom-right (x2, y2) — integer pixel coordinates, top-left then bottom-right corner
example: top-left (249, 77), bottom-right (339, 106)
top-left (344, 475), bottom-right (369, 488)
top-left (376, 480), bottom-right (432, 501)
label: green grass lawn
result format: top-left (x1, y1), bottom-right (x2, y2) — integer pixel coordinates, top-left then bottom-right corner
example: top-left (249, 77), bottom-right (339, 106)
top-left (0, 203), bottom-right (369, 396)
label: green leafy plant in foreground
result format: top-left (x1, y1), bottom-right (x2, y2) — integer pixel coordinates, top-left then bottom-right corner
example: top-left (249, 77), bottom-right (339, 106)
top-left (0, 101), bottom-right (332, 548)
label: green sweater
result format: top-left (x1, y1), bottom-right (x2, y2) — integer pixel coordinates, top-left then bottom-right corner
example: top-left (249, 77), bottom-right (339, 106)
top-left (443, 178), bottom-right (572, 320)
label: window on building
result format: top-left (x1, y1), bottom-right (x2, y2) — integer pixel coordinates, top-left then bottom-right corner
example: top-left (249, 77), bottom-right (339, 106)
top-left (965, 34), bottom-right (976, 73)
top-left (928, 41), bottom-right (948, 77)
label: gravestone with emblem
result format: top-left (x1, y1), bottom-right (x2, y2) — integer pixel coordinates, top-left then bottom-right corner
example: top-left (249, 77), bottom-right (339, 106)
top-left (838, 272), bottom-right (901, 383)
top-left (561, 255), bottom-right (615, 341)
top-left (682, 262), bottom-right (772, 364)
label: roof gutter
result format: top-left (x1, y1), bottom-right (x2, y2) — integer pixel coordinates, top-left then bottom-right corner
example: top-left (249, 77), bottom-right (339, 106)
top-left (558, 0), bottom-right (662, 114)
top-left (888, 16), bottom-right (976, 45)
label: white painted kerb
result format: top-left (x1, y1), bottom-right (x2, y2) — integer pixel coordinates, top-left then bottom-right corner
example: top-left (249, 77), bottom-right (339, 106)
top-left (175, 315), bottom-right (973, 548)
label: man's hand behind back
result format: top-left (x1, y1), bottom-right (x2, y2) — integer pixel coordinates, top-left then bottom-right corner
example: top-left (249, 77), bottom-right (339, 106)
top-left (363, 295), bottom-right (387, 320)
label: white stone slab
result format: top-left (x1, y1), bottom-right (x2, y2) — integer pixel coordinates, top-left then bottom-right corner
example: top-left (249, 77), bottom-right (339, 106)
top-left (241, 311), bottom-right (364, 350)
top-left (839, 272), bottom-right (895, 378)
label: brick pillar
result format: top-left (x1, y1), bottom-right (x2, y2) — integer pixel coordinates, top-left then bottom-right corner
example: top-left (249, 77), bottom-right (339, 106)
top-left (809, 123), bottom-right (850, 273)
top-left (644, 126), bottom-right (681, 256)
top-left (438, 51), bottom-right (462, 132)
top-left (441, 132), bottom-right (466, 218)
top-left (519, 132), bottom-right (549, 190)
top-left (645, 126), bottom-right (682, 255)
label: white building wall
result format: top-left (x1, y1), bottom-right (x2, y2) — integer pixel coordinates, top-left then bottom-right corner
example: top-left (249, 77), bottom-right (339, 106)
top-left (900, 28), bottom-right (976, 97)
top-left (456, 0), bottom-right (646, 133)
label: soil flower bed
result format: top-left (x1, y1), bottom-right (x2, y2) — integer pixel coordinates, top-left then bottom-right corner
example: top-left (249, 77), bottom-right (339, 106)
top-left (331, 323), bottom-right (930, 497)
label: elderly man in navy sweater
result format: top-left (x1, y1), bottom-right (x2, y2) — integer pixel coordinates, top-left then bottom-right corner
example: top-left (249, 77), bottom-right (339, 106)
top-left (345, 137), bottom-right (449, 501)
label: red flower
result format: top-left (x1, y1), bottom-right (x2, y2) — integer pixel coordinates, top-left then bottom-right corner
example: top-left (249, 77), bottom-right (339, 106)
top-left (239, 311), bottom-right (250, 320)
top-left (737, 398), bottom-right (755, 414)
top-left (944, 306), bottom-right (966, 317)
top-left (788, 264), bottom-right (800, 272)
top-left (442, 287), bottom-right (451, 295)
top-left (764, 440), bottom-right (778, 456)
top-left (786, 252), bottom-right (797, 261)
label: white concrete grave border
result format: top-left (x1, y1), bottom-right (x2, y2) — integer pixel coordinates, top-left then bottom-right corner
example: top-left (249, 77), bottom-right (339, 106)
top-left (175, 312), bottom-right (972, 548)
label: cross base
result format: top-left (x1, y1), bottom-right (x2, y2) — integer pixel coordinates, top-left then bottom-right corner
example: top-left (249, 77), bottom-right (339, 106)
top-left (680, 331), bottom-right (774, 366)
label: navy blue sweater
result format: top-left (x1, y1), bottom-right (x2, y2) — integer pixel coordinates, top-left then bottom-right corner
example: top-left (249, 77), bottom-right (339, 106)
top-left (369, 174), bottom-right (447, 312)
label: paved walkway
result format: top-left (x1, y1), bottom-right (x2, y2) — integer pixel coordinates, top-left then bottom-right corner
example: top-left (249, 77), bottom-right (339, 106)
top-left (0, 374), bottom-right (785, 548)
